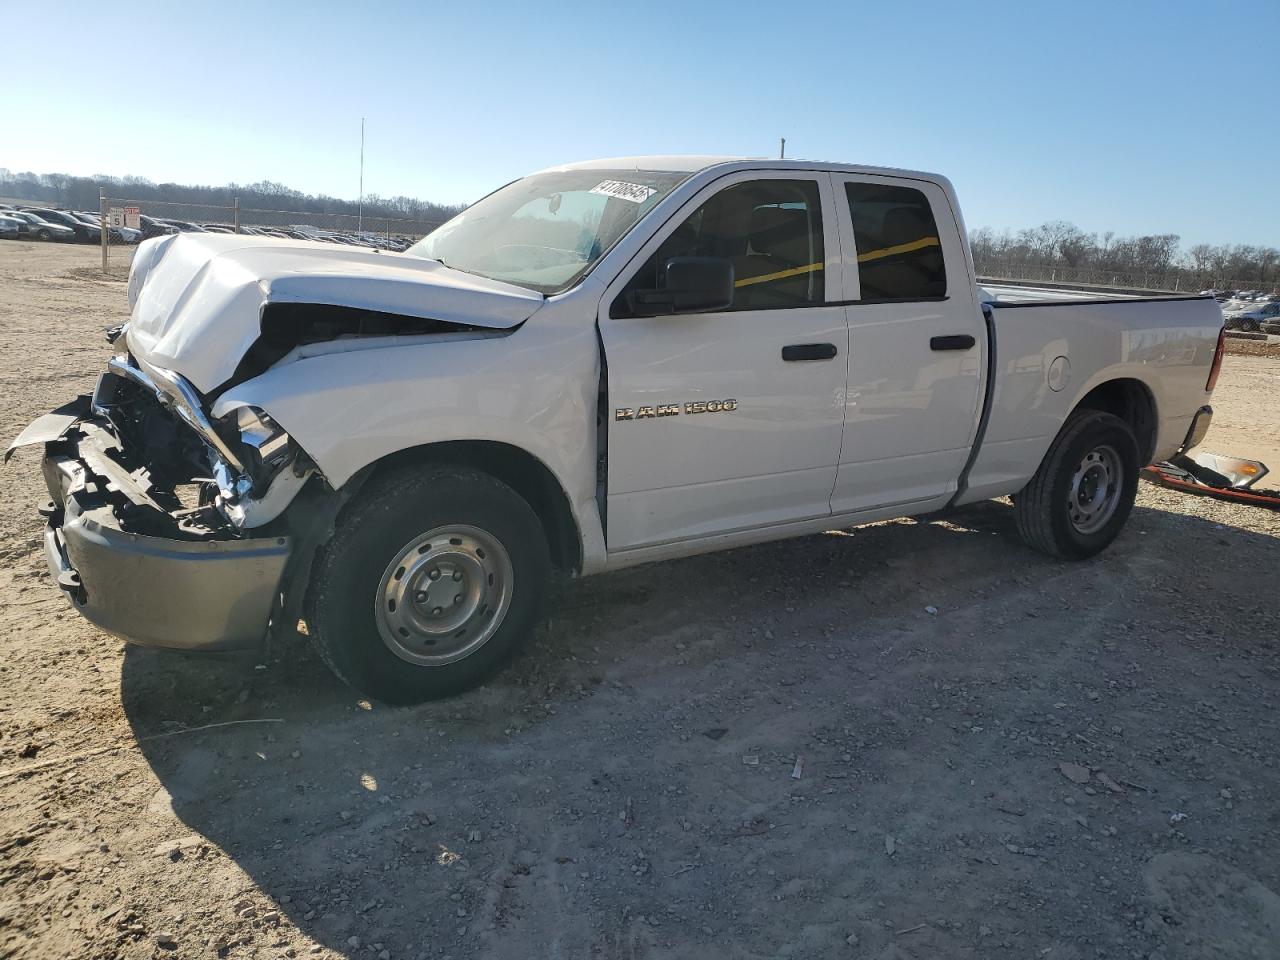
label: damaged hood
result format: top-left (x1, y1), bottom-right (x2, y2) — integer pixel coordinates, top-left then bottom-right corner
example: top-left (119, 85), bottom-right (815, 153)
top-left (125, 233), bottom-right (545, 394)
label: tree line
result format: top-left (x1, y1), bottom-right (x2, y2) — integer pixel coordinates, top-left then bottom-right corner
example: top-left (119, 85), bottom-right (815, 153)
top-left (970, 221), bottom-right (1279, 290)
top-left (0, 170), bottom-right (463, 227)
top-left (2, 168), bottom-right (1275, 290)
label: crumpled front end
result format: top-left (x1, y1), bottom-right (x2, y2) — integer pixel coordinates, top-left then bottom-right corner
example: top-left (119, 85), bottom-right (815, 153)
top-left (8, 353), bottom-right (315, 651)
top-left (123, 232), bottom-right (543, 395)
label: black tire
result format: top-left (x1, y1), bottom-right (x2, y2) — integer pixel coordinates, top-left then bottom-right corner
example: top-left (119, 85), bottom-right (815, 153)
top-left (36, 229), bottom-right (50, 241)
top-left (1240, 318), bottom-right (1259, 333)
top-left (1012, 409), bottom-right (1140, 560)
top-left (305, 465), bottom-right (550, 704)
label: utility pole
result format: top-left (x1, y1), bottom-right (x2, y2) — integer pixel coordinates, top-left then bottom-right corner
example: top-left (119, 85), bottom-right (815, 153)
top-left (779, 137), bottom-right (786, 159)
top-left (358, 117), bottom-right (365, 234)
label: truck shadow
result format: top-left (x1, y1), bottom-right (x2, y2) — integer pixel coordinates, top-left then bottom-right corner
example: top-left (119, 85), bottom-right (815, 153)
top-left (118, 498), bottom-right (1280, 958)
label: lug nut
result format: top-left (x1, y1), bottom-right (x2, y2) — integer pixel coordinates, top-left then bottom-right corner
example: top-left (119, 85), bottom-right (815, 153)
top-left (414, 591), bottom-right (428, 603)
top-left (452, 570), bottom-right (463, 581)
top-left (453, 594), bottom-right (463, 605)
top-left (429, 569), bottom-right (441, 581)
top-left (432, 607), bottom-right (443, 616)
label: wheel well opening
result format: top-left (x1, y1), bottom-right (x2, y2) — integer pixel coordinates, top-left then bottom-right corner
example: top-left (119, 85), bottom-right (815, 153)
top-left (363, 441), bottom-right (582, 574)
top-left (1075, 379), bottom-right (1157, 463)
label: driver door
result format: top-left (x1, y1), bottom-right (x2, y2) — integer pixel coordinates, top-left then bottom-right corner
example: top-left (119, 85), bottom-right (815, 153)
top-left (597, 171), bottom-right (848, 552)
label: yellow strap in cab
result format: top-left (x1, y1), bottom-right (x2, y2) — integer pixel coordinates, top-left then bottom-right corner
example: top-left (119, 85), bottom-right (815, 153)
top-left (857, 236), bottom-right (940, 263)
top-left (734, 262), bottom-right (824, 288)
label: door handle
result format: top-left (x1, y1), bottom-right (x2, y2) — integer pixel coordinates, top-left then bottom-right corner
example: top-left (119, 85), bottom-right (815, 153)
top-left (930, 334), bottom-right (976, 351)
top-left (782, 343), bottom-right (838, 361)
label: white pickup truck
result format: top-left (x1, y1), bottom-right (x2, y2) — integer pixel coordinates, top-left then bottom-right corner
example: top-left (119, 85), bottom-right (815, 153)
top-left (9, 156), bottom-right (1225, 703)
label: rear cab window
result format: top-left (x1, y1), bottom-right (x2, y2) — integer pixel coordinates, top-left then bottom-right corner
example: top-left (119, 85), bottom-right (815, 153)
top-left (844, 183), bottom-right (947, 301)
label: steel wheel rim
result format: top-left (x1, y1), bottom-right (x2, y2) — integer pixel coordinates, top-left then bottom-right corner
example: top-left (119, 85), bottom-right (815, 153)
top-left (1068, 443), bottom-right (1122, 535)
top-left (374, 524), bottom-right (514, 666)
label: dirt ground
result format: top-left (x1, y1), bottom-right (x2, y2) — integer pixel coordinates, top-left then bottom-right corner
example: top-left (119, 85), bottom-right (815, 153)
top-left (1, 240), bottom-right (1278, 960)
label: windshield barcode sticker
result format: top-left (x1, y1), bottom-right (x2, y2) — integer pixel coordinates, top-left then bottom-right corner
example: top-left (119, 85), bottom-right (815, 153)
top-left (590, 180), bottom-right (657, 204)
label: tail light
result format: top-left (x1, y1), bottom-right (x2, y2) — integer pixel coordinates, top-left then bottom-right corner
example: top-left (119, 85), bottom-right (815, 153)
top-left (1206, 326), bottom-right (1226, 392)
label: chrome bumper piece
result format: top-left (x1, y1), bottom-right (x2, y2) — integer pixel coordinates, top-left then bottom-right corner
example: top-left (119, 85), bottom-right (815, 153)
top-left (97, 355), bottom-right (247, 472)
top-left (1180, 405), bottom-right (1213, 453)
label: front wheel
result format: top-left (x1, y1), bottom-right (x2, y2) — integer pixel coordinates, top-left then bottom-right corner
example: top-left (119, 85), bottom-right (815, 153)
top-left (1012, 409), bottom-right (1140, 559)
top-left (306, 466), bottom-right (550, 703)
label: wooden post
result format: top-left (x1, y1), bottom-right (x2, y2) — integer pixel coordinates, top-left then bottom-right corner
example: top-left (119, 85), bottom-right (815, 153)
top-left (99, 187), bottom-right (108, 274)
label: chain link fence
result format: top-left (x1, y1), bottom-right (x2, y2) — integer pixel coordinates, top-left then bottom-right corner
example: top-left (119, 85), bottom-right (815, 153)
top-left (976, 258), bottom-right (1280, 296)
top-left (86, 196), bottom-right (448, 273)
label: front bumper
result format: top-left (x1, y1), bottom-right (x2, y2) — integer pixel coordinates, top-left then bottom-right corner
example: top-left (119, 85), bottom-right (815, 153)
top-left (19, 403), bottom-right (291, 652)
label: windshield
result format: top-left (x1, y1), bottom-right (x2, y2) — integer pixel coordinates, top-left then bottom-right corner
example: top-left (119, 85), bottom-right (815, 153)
top-left (404, 169), bottom-right (690, 294)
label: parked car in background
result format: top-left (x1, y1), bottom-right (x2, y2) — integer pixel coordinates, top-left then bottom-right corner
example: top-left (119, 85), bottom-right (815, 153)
top-left (6, 211), bottom-right (76, 242)
top-left (0, 214), bottom-right (23, 238)
top-left (1223, 298), bottom-right (1280, 332)
top-left (138, 215), bottom-right (179, 240)
top-left (68, 213), bottom-right (113, 244)
top-left (69, 212), bottom-right (103, 228)
top-left (156, 219), bottom-right (207, 233)
top-left (21, 207), bottom-right (99, 243)
top-left (71, 212), bottom-right (141, 245)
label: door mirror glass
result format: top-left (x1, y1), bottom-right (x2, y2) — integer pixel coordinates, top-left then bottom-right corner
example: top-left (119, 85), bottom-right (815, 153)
top-left (626, 256), bottom-right (735, 316)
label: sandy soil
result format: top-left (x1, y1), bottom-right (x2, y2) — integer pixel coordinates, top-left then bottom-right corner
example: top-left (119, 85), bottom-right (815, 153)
top-left (1, 241), bottom-right (1279, 960)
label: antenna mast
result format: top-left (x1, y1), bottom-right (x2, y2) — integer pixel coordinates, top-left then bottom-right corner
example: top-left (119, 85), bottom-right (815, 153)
top-left (358, 117), bottom-right (365, 233)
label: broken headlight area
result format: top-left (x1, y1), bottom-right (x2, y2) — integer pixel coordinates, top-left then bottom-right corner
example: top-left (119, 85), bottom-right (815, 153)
top-left (210, 405), bottom-right (316, 530)
top-left (213, 406), bottom-right (295, 493)
top-left (88, 356), bottom-right (312, 535)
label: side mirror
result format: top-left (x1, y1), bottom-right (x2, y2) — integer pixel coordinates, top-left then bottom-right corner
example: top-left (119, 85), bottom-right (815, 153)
top-left (626, 256), bottom-right (734, 316)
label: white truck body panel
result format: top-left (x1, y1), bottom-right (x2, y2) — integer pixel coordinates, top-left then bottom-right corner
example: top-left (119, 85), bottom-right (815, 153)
top-left (828, 171), bottom-right (987, 514)
top-left (209, 296), bottom-right (609, 569)
top-left (957, 297), bottom-right (1221, 505)
top-left (595, 168), bottom-right (848, 551)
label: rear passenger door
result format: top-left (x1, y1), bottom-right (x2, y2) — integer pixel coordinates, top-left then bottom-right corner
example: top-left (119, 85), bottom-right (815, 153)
top-left (828, 175), bottom-right (985, 514)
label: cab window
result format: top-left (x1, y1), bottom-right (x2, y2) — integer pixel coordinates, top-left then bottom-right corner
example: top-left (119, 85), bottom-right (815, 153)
top-left (616, 179), bottom-right (824, 315)
top-left (845, 182), bottom-right (947, 301)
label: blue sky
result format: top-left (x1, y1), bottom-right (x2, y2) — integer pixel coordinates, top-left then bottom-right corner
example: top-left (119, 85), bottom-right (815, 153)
top-left (2, 0), bottom-right (1276, 248)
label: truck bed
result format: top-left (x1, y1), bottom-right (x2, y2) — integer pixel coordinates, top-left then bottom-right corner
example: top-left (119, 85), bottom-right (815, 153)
top-left (955, 292), bottom-right (1223, 506)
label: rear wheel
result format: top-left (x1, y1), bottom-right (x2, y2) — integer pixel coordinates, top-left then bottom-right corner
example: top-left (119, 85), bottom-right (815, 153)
top-left (36, 228), bottom-right (50, 241)
top-left (306, 466), bottom-right (550, 703)
top-left (1012, 409), bottom-right (1140, 559)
